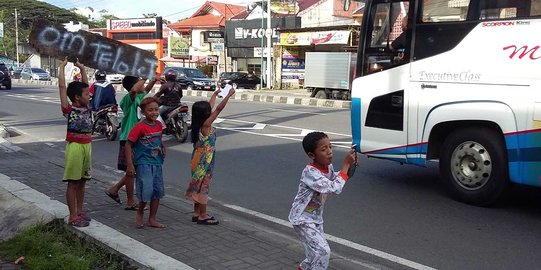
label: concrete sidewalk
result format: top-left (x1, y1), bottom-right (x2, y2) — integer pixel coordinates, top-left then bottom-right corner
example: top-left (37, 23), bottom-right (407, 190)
top-left (0, 136), bottom-right (393, 269)
top-left (11, 78), bottom-right (352, 109)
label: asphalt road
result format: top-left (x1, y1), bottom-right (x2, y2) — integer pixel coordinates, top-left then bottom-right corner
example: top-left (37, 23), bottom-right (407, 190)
top-left (2, 84), bottom-right (541, 270)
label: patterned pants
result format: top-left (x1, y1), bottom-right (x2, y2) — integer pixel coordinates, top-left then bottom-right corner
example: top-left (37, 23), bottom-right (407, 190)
top-left (293, 223), bottom-right (330, 270)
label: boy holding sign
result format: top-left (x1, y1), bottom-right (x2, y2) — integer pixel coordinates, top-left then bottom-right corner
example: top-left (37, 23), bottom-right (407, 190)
top-left (58, 57), bottom-right (92, 227)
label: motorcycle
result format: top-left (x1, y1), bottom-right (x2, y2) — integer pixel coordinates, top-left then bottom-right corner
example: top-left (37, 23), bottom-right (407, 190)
top-left (161, 103), bottom-right (190, 143)
top-left (92, 104), bottom-right (120, 141)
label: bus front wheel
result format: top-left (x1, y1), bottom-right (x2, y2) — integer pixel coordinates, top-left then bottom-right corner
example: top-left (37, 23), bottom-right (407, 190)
top-left (439, 127), bottom-right (509, 206)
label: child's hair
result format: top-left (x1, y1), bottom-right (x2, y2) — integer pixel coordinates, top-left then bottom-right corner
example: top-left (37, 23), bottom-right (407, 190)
top-left (122, 76), bottom-right (139, 91)
top-left (191, 101), bottom-right (212, 143)
top-left (66, 81), bottom-right (89, 102)
top-left (139, 96), bottom-right (159, 110)
top-left (302, 132), bottom-right (328, 154)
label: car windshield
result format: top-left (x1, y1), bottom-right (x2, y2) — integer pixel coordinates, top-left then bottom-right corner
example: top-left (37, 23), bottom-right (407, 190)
top-left (31, 68), bottom-right (47, 73)
top-left (185, 69), bottom-right (207, 78)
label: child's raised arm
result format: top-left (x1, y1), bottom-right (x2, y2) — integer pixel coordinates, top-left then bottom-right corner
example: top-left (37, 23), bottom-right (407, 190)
top-left (202, 88), bottom-right (235, 132)
top-left (58, 57), bottom-right (69, 109)
top-left (74, 59), bottom-right (88, 84)
top-left (144, 76), bottom-right (159, 93)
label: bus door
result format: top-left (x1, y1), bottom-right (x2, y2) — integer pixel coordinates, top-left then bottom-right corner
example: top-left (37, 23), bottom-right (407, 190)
top-left (358, 0), bottom-right (413, 162)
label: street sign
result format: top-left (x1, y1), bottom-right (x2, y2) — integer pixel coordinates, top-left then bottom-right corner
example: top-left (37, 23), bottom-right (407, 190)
top-left (0, 23), bottom-right (3, 38)
top-left (29, 20), bottom-right (158, 78)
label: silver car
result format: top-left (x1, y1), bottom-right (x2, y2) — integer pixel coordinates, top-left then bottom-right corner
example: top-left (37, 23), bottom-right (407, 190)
top-left (21, 67), bottom-right (51, 81)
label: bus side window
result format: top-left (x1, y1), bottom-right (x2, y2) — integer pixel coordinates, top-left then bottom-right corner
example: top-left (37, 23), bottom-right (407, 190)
top-left (478, 0), bottom-right (541, 19)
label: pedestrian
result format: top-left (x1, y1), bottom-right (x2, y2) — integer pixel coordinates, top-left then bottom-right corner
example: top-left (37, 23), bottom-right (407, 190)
top-left (289, 132), bottom-right (357, 270)
top-left (125, 97), bottom-right (166, 228)
top-left (105, 76), bottom-right (158, 210)
top-left (58, 57), bottom-right (92, 227)
top-left (185, 86), bottom-right (236, 225)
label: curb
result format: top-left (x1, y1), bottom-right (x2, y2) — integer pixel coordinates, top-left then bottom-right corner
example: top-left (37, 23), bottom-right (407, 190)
top-left (0, 173), bottom-right (194, 270)
top-left (12, 79), bottom-right (352, 109)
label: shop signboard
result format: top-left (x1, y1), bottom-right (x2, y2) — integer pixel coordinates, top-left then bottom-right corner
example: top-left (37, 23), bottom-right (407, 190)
top-left (282, 59), bottom-right (305, 70)
top-left (212, 43), bottom-right (224, 51)
top-left (225, 17), bottom-right (301, 49)
top-left (109, 18), bottom-right (159, 31)
top-left (204, 31), bottom-right (225, 43)
top-left (29, 20), bottom-right (158, 79)
top-left (170, 36), bottom-right (190, 58)
top-left (206, 55), bottom-right (219, 65)
top-left (254, 47), bottom-right (272, 57)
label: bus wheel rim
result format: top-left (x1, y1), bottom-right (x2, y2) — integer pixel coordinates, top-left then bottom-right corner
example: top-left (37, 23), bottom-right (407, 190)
top-left (450, 141), bottom-right (492, 191)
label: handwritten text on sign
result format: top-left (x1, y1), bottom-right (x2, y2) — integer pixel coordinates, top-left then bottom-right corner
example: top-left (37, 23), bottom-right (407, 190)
top-left (29, 20), bottom-right (157, 78)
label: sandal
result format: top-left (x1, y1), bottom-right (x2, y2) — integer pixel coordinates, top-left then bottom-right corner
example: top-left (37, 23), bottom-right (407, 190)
top-left (135, 223), bottom-right (144, 229)
top-left (197, 217), bottom-right (219, 225)
top-left (125, 204), bottom-right (138, 211)
top-left (78, 212), bottom-right (91, 221)
top-left (69, 217), bottom-right (89, 227)
top-left (105, 191), bottom-right (122, 204)
top-left (192, 215), bottom-right (213, 222)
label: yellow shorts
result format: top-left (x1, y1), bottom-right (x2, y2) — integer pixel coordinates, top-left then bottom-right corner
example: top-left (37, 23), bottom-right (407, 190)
top-left (63, 142), bottom-right (92, 181)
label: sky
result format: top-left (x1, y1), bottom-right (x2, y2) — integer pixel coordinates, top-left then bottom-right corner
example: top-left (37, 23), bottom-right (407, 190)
top-left (40, 0), bottom-right (251, 22)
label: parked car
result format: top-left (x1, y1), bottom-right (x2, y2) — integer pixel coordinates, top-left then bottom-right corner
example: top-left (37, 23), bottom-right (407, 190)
top-left (163, 67), bottom-right (215, 91)
top-left (0, 63), bottom-right (12, 90)
top-left (105, 73), bottom-right (124, 84)
top-left (219, 72), bottom-right (260, 89)
top-left (12, 68), bottom-right (22, 79)
top-left (219, 72), bottom-right (235, 81)
top-left (20, 67), bottom-right (51, 81)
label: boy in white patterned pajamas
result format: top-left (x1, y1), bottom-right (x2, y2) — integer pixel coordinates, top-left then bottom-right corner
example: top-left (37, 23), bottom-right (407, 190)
top-left (289, 132), bottom-right (357, 270)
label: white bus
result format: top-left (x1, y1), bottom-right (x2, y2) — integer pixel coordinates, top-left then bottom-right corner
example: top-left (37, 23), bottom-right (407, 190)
top-left (351, 0), bottom-right (541, 206)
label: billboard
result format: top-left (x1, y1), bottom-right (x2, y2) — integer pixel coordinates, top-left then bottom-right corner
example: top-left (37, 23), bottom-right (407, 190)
top-left (170, 36), bottom-right (190, 58)
top-left (270, 0), bottom-right (299, 15)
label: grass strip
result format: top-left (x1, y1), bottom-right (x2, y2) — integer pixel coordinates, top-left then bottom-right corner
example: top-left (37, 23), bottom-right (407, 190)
top-left (0, 220), bottom-right (135, 270)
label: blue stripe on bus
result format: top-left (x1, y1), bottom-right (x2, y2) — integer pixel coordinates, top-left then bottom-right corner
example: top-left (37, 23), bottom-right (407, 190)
top-left (350, 98), bottom-right (361, 152)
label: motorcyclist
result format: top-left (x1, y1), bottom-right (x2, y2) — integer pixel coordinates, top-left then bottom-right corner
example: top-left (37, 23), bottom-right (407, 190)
top-left (90, 70), bottom-right (117, 111)
top-left (154, 70), bottom-right (183, 121)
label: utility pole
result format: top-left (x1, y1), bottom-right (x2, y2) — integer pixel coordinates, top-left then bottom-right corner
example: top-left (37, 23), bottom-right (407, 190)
top-left (15, 8), bottom-right (19, 67)
top-left (266, 0), bottom-right (272, 88)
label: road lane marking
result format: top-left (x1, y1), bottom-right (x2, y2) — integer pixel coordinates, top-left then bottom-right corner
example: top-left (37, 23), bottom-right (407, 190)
top-left (270, 108), bottom-right (327, 115)
top-left (223, 204), bottom-right (437, 270)
top-left (218, 118), bottom-right (351, 137)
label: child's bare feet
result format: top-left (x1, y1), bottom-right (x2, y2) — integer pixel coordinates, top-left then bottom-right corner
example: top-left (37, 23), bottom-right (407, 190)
top-left (135, 209), bottom-right (144, 228)
top-left (147, 220), bottom-right (167, 228)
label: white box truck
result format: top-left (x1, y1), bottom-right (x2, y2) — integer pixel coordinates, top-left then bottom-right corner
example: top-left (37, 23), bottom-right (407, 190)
top-left (304, 52), bottom-right (356, 100)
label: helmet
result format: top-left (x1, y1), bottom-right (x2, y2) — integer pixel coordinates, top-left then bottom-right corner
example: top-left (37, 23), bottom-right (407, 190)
top-left (95, 70), bottom-right (106, 81)
top-left (164, 70), bottom-right (177, 82)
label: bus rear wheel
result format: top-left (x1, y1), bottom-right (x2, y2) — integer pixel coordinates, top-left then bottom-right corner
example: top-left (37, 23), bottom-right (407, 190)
top-left (439, 127), bottom-right (509, 206)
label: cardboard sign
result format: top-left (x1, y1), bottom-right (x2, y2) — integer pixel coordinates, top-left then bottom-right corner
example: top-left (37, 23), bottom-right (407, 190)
top-left (29, 20), bottom-right (158, 79)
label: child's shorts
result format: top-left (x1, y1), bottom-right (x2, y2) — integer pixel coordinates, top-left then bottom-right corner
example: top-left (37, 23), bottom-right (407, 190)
top-left (135, 164), bottom-right (164, 202)
top-left (117, 140), bottom-right (127, 171)
top-left (63, 142), bottom-right (92, 181)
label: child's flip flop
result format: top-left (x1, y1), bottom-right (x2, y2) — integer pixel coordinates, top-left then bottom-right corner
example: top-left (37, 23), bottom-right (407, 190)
top-left (105, 191), bottom-right (122, 204)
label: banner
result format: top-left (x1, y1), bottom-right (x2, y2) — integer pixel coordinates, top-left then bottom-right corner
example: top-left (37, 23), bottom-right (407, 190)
top-left (279, 32), bottom-right (311, 46)
top-left (311, 31), bottom-right (350, 45)
top-left (282, 59), bottom-right (305, 70)
top-left (29, 20), bottom-right (158, 78)
top-left (170, 36), bottom-right (190, 58)
top-left (279, 31), bottom-right (350, 45)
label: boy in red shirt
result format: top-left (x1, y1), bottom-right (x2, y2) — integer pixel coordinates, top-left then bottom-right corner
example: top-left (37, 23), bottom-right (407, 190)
top-left (125, 97), bottom-right (166, 229)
